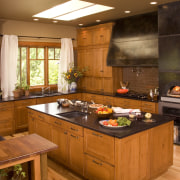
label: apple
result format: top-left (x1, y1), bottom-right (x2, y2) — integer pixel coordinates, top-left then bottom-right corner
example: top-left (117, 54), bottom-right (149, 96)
top-left (145, 113), bottom-right (152, 119)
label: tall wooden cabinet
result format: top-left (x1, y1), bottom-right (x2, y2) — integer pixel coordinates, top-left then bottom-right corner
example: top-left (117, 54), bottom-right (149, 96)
top-left (77, 23), bottom-right (114, 94)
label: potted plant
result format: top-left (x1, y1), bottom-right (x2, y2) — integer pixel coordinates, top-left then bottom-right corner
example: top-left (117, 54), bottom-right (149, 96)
top-left (13, 83), bottom-right (21, 98)
top-left (0, 164), bottom-right (26, 180)
top-left (23, 84), bottom-right (30, 97)
top-left (62, 65), bottom-right (87, 92)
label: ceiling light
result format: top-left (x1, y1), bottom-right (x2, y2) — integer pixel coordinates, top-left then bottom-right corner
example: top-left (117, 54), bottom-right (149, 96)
top-left (55, 4), bottom-right (114, 21)
top-left (150, 2), bottom-right (157, 5)
top-left (33, 18), bottom-right (39, 21)
top-left (53, 20), bottom-right (58, 23)
top-left (79, 24), bottom-right (83, 26)
top-left (124, 10), bottom-right (131, 13)
top-left (96, 20), bottom-right (101, 22)
top-left (33, 0), bottom-right (94, 19)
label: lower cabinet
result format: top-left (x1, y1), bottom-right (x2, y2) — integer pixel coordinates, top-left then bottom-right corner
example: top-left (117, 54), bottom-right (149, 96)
top-left (0, 102), bottom-right (14, 135)
top-left (14, 99), bottom-right (36, 132)
top-left (84, 154), bottom-right (115, 180)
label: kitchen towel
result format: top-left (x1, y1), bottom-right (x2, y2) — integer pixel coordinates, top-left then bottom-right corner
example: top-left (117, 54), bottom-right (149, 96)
top-left (112, 107), bottom-right (141, 114)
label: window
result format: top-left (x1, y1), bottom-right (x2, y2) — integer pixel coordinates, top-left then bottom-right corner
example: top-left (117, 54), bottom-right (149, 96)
top-left (17, 42), bottom-right (60, 88)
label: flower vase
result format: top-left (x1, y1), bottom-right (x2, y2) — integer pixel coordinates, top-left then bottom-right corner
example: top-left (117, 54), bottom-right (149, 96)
top-left (70, 82), bottom-right (77, 92)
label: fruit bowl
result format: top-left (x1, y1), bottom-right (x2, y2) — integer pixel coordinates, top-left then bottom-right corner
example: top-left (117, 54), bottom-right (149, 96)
top-left (97, 113), bottom-right (113, 120)
top-left (117, 89), bottom-right (129, 94)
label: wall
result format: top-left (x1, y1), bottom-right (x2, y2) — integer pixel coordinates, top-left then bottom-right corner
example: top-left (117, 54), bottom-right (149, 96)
top-left (123, 67), bottom-right (159, 93)
top-left (0, 19), bottom-right (77, 46)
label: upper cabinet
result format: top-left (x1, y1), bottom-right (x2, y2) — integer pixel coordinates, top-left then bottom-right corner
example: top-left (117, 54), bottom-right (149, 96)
top-left (77, 22), bottom-right (114, 47)
top-left (158, 1), bottom-right (180, 36)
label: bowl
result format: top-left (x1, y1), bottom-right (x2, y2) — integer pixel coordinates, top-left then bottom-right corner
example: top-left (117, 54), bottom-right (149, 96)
top-left (117, 89), bottom-right (129, 94)
top-left (96, 113), bottom-right (112, 120)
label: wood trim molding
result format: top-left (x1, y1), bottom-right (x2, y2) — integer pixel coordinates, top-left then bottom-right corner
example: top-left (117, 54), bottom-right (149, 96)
top-left (18, 41), bottom-right (61, 47)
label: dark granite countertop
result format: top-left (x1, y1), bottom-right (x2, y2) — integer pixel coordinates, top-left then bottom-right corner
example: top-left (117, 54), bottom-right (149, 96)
top-left (27, 102), bottom-right (173, 139)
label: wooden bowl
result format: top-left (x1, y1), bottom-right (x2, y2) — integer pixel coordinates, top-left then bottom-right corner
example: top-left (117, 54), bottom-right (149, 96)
top-left (117, 89), bottom-right (129, 94)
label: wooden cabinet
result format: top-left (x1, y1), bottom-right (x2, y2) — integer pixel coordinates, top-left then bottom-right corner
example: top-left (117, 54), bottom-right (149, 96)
top-left (115, 130), bottom-right (150, 180)
top-left (69, 132), bottom-right (84, 175)
top-left (28, 109), bottom-right (36, 134)
top-left (103, 77), bottom-right (113, 94)
top-left (141, 101), bottom-right (157, 113)
top-left (84, 128), bottom-right (115, 165)
top-left (0, 102), bottom-right (14, 135)
top-left (92, 23), bottom-right (113, 45)
top-left (150, 121), bottom-right (173, 179)
top-left (14, 99), bottom-right (36, 132)
top-left (77, 29), bottom-right (93, 47)
top-left (84, 154), bottom-right (115, 180)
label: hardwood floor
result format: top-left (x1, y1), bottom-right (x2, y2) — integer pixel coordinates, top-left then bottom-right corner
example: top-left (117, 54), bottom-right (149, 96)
top-left (3, 133), bottom-right (180, 180)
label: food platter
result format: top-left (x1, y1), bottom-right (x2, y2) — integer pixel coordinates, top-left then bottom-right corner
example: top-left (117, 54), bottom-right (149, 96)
top-left (89, 104), bottom-right (103, 109)
top-left (99, 120), bottom-right (128, 129)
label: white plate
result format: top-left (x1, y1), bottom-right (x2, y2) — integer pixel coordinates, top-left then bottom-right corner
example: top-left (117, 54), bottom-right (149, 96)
top-left (99, 120), bottom-right (128, 129)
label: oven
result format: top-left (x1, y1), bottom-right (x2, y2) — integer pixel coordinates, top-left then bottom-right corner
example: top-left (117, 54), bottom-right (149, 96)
top-left (159, 100), bottom-right (180, 145)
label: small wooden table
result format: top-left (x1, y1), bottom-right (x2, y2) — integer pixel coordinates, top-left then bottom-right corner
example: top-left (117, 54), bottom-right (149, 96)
top-left (0, 133), bottom-right (58, 180)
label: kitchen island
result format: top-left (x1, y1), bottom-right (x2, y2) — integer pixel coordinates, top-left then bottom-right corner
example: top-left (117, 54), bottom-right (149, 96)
top-left (28, 102), bottom-right (173, 180)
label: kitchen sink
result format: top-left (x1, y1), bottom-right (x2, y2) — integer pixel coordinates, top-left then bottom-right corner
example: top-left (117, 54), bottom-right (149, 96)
top-left (56, 111), bottom-right (88, 119)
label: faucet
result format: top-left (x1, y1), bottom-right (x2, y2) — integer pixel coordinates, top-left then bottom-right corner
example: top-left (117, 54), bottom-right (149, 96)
top-left (42, 87), bottom-right (50, 95)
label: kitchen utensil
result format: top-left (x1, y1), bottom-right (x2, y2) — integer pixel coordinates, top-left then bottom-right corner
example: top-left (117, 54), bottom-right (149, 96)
top-left (117, 89), bottom-right (129, 94)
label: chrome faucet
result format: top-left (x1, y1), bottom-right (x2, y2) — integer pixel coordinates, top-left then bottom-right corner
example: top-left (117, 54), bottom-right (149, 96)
top-left (42, 87), bottom-right (50, 94)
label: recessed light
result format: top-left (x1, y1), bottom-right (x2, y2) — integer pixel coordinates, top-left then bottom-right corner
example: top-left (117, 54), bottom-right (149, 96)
top-left (150, 2), bottom-right (157, 5)
top-left (79, 24), bottom-right (83, 26)
top-left (33, 18), bottom-right (39, 21)
top-left (96, 19), bottom-right (101, 22)
top-left (124, 10), bottom-right (131, 14)
top-left (53, 20), bottom-right (58, 23)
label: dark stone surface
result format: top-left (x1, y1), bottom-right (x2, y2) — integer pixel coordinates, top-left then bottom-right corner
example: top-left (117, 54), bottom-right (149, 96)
top-left (28, 102), bottom-right (173, 139)
top-left (158, 1), bottom-right (180, 36)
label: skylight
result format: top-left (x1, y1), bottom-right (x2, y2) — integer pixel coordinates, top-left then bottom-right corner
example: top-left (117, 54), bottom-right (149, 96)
top-left (33, 0), bottom-right (114, 21)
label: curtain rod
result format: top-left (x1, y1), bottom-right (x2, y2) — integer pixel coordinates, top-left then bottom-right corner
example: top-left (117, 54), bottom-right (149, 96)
top-left (0, 34), bottom-right (75, 40)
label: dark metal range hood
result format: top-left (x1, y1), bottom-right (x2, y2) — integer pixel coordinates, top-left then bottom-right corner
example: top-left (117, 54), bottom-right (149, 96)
top-left (107, 12), bottom-right (158, 67)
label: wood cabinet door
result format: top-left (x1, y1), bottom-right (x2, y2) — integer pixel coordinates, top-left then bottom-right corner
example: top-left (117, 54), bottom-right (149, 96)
top-left (35, 119), bottom-right (52, 141)
top-left (150, 121), bottom-right (173, 179)
top-left (77, 29), bottom-right (93, 47)
top-left (84, 128), bottom-right (115, 165)
top-left (115, 130), bottom-right (150, 180)
top-left (84, 154), bottom-right (114, 180)
top-left (93, 77), bottom-right (104, 93)
top-left (141, 101), bottom-right (156, 113)
top-left (0, 105), bottom-right (14, 135)
top-left (28, 110), bottom-right (36, 134)
top-left (51, 125), bottom-right (69, 166)
top-left (103, 77), bottom-right (113, 94)
top-left (69, 133), bottom-right (84, 176)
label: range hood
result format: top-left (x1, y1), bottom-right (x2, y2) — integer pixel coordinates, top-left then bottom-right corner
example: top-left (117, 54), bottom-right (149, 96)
top-left (107, 12), bottom-right (158, 67)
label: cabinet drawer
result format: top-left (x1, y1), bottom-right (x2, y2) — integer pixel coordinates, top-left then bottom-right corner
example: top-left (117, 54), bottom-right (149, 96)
top-left (35, 111), bottom-right (50, 123)
top-left (14, 99), bottom-right (36, 106)
top-left (141, 102), bottom-right (156, 113)
top-left (84, 128), bottom-right (115, 165)
top-left (50, 116), bottom-right (67, 129)
top-left (67, 123), bottom-right (83, 136)
top-left (84, 154), bottom-right (114, 180)
top-left (0, 102), bottom-right (14, 108)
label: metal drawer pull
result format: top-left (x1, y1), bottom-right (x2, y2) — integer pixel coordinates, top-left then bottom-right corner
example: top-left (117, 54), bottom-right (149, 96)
top-left (55, 121), bottom-right (62, 125)
top-left (71, 127), bottom-right (78, 131)
top-left (38, 115), bottom-right (44, 119)
top-left (64, 132), bottom-right (67, 135)
top-left (70, 134), bottom-right (78, 139)
top-left (92, 132), bottom-right (102, 137)
top-left (92, 160), bottom-right (102, 166)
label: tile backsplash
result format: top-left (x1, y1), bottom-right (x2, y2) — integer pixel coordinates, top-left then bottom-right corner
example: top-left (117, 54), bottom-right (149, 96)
top-left (123, 67), bottom-right (159, 94)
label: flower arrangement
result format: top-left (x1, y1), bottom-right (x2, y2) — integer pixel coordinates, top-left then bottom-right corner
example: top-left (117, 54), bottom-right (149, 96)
top-left (62, 66), bottom-right (87, 84)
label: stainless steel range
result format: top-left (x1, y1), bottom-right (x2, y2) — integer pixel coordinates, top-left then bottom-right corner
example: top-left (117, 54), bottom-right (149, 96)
top-left (159, 85), bottom-right (180, 145)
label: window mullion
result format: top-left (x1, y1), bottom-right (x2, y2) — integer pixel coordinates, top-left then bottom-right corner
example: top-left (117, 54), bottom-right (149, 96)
top-left (44, 47), bottom-right (48, 86)
top-left (27, 47), bottom-right (30, 86)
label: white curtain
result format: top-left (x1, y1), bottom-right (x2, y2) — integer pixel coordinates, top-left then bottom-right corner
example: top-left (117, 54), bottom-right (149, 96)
top-left (1, 35), bottom-right (18, 98)
top-left (58, 38), bottom-right (74, 93)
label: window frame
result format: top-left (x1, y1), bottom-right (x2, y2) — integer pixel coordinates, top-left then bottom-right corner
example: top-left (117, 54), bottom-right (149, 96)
top-left (18, 41), bottom-right (61, 92)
